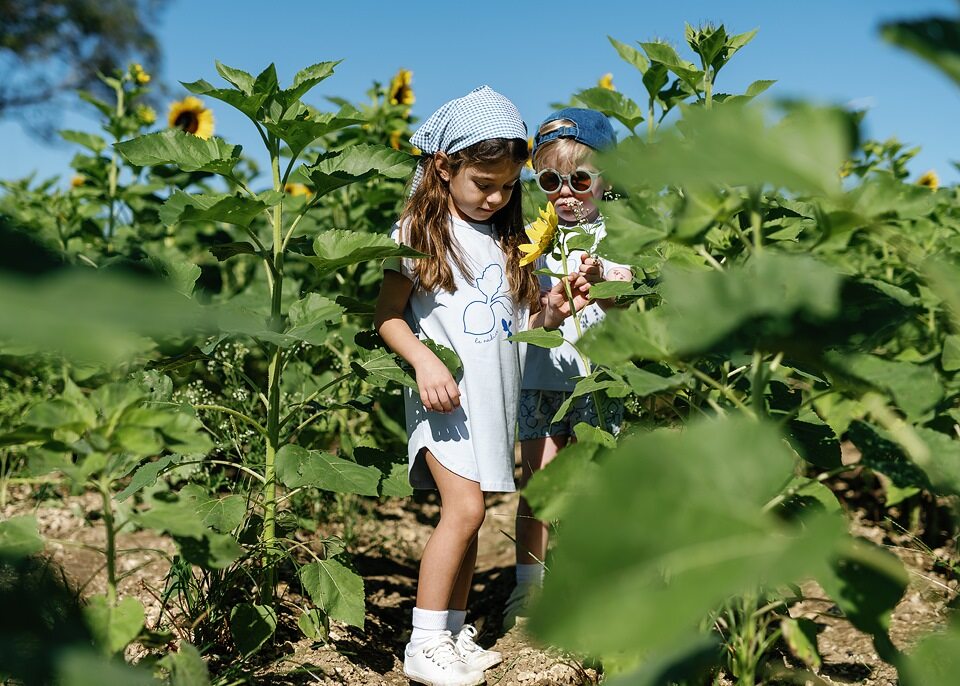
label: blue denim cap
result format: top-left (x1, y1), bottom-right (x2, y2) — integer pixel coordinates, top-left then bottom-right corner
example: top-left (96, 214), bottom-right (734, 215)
top-left (533, 107), bottom-right (617, 155)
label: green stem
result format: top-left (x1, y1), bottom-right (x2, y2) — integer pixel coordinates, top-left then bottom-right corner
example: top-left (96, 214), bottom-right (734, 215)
top-left (678, 362), bottom-right (756, 417)
top-left (107, 83), bottom-right (124, 241)
top-left (558, 232), bottom-right (604, 423)
top-left (704, 70), bottom-right (713, 110)
top-left (750, 189), bottom-right (763, 253)
top-left (96, 479), bottom-right (118, 605)
top-left (261, 135), bottom-right (285, 603)
top-left (750, 350), bottom-right (767, 418)
top-left (647, 100), bottom-right (655, 143)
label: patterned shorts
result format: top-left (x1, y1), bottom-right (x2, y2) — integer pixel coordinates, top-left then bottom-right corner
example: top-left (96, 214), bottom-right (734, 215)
top-left (517, 389), bottom-right (624, 441)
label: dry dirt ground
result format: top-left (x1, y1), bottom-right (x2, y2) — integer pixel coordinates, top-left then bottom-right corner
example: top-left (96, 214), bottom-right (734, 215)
top-left (3, 482), bottom-right (957, 685)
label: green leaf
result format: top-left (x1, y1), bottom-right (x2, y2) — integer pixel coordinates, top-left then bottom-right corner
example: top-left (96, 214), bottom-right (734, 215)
top-left (942, 334), bottom-right (960, 371)
top-left (312, 143), bottom-right (415, 179)
top-left (285, 293), bottom-right (344, 345)
top-left (23, 399), bottom-right (89, 431)
top-left (116, 456), bottom-right (179, 502)
top-left (61, 130), bottom-right (107, 154)
top-left (787, 419), bottom-right (842, 470)
top-left (299, 558), bottom-right (366, 627)
top-left (881, 17), bottom-right (960, 88)
top-left (841, 354), bottom-right (942, 421)
top-left (551, 374), bottom-right (630, 424)
top-left (609, 364), bottom-right (691, 397)
top-left (529, 416), bottom-right (845, 657)
top-left (352, 348), bottom-right (417, 390)
top-left (306, 229), bottom-right (424, 276)
top-left (283, 60), bottom-right (341, 104)
top-left (174, 531), bottom-right (243, 570)
top-left (899, 620), bottom-right (960, 686)
top-left (573, 422), bottom-right (617, 448)
top-left (524, 442), bottom-right (603, 522)
top-left (423, 339), bottom-right (463, 378)
top-left (215, 61), bottom-right (255, 93)
top-left (604, 103), bottom-right (850, 197)
top-left (159, 190), bottom-right (272, 227)
top-left (265, 111), bottom-right (364, 161)
top-left (297, 609), bottom-right (329, 642)
top-left (193, 494), bottom-right (247, 534)
top-left (229, 603), bottom-right (277, 656)
top-left (588, 280), bottom-right (648, 300)
top-left (353, 447), bottom-right (414, 498)
top-left (608, 36), bottom-right (650, 73)
top-left (181, 78), bottom-right (271, 120)
top-left (159, 641), bottom-right (210, 686)
top-left (574, 88), bottom-right (644, 132)
top-left (210, 241), bottom-right (259, 262)
top-left (0, 515), bottom-right (44, 558)
top-left (84, 595), bottom-right (145, 655)
top-left (507, 327), bottom-right (565, 348)
top-left (56, 649), bottom-right (157, 686)
top-left (640, 41), bottom-right (704, 87)
top-left (819, 540), bottom-right (907, 663)
top-left (115, 130), bottom-right (242, 176)
top-left (781, 617), bottom-right (822, 670)
top-left (276, 444), bottom-right (381, 495)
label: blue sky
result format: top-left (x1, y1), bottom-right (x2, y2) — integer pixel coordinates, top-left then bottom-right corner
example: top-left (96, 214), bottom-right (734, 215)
top-left (2, 0), bottom-right (958, 185)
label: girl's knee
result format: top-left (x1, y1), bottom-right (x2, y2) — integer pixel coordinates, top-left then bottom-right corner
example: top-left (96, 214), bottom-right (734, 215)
top-left (444, 498), bottom-right (486, 534)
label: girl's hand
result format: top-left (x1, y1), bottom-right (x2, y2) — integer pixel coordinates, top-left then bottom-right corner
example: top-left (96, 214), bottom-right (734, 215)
top-left (569, 253), bottom-right (604, 292)
top-left (413, 354), bottom-right (461, 413)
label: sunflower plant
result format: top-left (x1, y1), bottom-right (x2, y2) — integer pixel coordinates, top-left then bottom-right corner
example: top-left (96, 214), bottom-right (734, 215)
top-left (112, 59), bottom-right (427, 654)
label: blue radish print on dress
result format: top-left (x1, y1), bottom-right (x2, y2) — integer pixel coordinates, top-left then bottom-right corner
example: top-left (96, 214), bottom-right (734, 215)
top-left (462, 264), bottom-right (514, 336)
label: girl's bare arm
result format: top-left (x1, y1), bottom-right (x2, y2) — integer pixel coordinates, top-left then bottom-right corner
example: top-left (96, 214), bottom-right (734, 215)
top-left (373, 270), bottom-right (461, 413)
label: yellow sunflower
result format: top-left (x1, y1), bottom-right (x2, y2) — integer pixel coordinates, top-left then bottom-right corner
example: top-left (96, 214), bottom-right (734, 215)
top-left (70, 175), bottom-right (86, 188)
top-left (389, 68), bottom-right (415, 106)
top-left (284, 183), bottom-right (313, 198)
top-left (136, 104), bottom-right (157, 126)
top-left (917, 170), bottom-right (939, 190)
top-left (130, 63), bottom-right (151, 85)
top-left (390, 130), bottom-right (403, 150)
top-left (518, 203), bottom-right (559, 267)
top-left (525, 137), bottom-right (534, 170)
top-left (168, 96), bottom-right (215, 139)
top-left (598, 73), bottom-right (616, 91)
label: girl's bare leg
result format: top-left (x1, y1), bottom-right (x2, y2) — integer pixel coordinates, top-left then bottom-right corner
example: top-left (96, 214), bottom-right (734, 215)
top-left (515, 435), bottom-right (568, 565)
top-left (449, 535), bottom-right (478, 611)
top-left (416, 450), bottom-right (486, 610)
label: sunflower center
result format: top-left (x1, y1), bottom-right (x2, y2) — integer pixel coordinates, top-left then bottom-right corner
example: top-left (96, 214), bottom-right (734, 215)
top-left (174, 112), bottom-right (199, 134)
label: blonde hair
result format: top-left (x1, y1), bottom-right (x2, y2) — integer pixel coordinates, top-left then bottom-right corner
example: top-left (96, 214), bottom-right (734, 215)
top-left (398, 139), bottom-right (540, 307)
top-left (532, 119), bottom-right (595, 172)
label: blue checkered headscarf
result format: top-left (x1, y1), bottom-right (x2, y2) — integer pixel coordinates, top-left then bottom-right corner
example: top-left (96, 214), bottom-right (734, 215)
top-left (409, 85), bottom-right (527, 193)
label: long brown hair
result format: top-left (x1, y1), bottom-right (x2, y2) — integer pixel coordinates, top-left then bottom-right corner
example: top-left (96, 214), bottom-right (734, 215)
top-left (399, 138), bottom-right (539, 308)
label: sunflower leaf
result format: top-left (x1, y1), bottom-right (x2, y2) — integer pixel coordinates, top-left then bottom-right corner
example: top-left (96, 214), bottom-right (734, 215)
top-left (265, 110), bottom-right (365, 161)
top-left (159, 190), bottom-right (272, 227)
top-left (574, 88), bottom-right (644, 133)
top-left (215, 61), bottom-right (255, 94)
top-left (305, 229), bottom-right (424, 276)
top-left (282, 60), bottom-right (343, 107)
top-left (182, 79), bottom-right (271, 120)
top-left (116, 130), bottom-right (242, 176)
top-left (312, 144), bottom-right (416, 179)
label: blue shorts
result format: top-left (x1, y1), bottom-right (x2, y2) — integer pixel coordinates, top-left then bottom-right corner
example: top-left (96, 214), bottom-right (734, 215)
top-left (517, 389), bottom-right (624, 441)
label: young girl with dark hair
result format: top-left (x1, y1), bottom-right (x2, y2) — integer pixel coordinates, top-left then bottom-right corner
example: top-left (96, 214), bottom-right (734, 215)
top-left (374, 87), bottom-right (601, 686)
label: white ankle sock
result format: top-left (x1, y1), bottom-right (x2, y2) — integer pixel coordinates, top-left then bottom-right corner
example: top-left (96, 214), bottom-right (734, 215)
top-left (515, 563), bottom-right (544, 588)
top-left (410, 607), bottom-right (449, 647)
top-left (446, 609), bottom-right (467, 633)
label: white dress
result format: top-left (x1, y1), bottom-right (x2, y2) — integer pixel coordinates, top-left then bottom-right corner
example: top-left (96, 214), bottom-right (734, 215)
top-left (386, 216), bottom-right (528, 492)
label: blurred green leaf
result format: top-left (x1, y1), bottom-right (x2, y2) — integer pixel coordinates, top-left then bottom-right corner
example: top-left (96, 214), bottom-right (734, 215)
top-left (159, 641), bottom-right (210, 686)
top-left (83, 595), bottom-right (145, 656)
top-left (0, 516), bottom-right (44, 558)
top-left (529, 416), bottom-right (845, 657)
top-left (881, 17), bottom-right (960, 87)
top-left (507, 327), bottom-right (565, 348)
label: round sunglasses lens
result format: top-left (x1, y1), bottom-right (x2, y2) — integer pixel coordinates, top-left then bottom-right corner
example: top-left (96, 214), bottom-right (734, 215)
top-left (538, 171), bottom-right (561, 192)
top-left (571, 170), bottom-right (593, 192)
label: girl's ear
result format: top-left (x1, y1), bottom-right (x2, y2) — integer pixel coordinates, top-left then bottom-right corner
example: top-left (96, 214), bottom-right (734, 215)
top-left (434, 152), bottom-right (452, 182)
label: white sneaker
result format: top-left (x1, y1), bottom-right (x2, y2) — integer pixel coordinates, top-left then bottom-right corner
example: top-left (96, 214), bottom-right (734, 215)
top-left (403, 631), bottom-right (486, 686)
top-left (502, 582), bottom-right (538, 630)
top-left (454, 624), bottom-right (502, 671)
